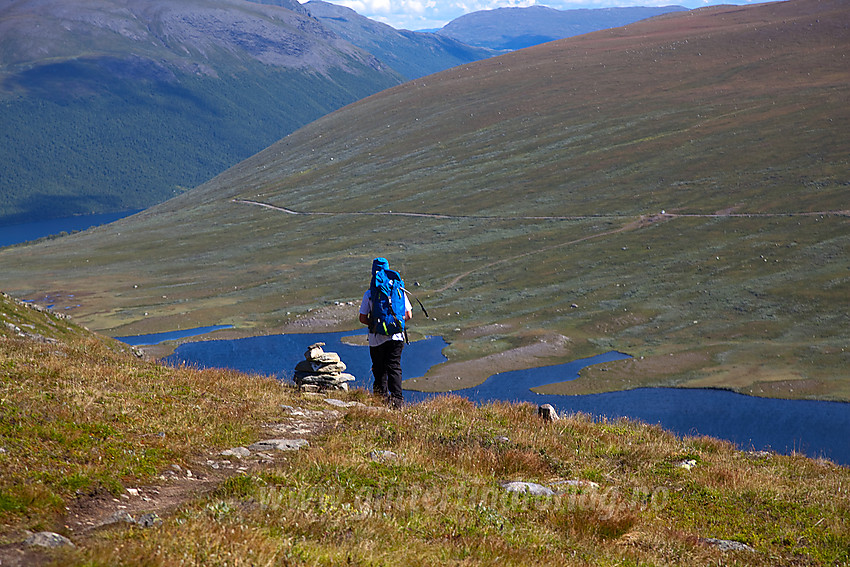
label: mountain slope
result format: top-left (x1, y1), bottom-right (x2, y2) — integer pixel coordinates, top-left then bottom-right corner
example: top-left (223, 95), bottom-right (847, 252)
top-left (304, 0), bottom-right (497, 79)
top-left (437, 5), bottom-right (689, 50)
top-left (1, 0), bottom-right (848, 400)
top-left (0, 0), bottom-right (402, 224)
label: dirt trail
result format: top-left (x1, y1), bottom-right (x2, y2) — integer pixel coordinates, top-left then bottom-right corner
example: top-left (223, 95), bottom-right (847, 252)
top-left (234, 198), bottom-right (848, 222)
top-left (233, 199), bottom-right (600, 221)
top-left (233, 199), bottom-right (849, 293)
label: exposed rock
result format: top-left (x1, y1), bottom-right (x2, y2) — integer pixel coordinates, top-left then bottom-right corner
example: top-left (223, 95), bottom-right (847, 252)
top-left (295, 359), bottom-right (347, 375)
top-left (136, 513), bottom-right (162, 528)
top-left (702, 538), bottom-right (757, 553)
top-left (368, 450), bottom-right (399, 462)
top-left (501, 481), bottom-right (555, 496)
top-left (321, 398), bottom-right (387, 412)
top-left (280, 406), bottom-right (342, 419)
top-left (221, 447), bottom-right (252, 459)
top-left (104, 510), bottom-right (162, 528)
top-left (538, 404), bottom-right (560, 421)
top-left (24, 532), bottom-right (74, 548)
top-left (249, 438), bottom-right (309, 452)
top-left (105, 510), bottom-right (135, 525)
top-left (324, 398), bottom-right (364, 408)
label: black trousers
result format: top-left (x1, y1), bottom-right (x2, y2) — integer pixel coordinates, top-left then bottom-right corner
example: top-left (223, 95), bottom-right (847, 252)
top-left (370, 339), bottom-right (404, 405)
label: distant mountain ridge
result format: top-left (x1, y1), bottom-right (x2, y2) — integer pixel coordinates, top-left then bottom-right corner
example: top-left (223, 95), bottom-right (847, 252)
top-left (438, 5), bottom-right (689, 50)
top-left (304, 0), bottom-right (497, 80)
top-left (0, 0), bottom-right (378, 78)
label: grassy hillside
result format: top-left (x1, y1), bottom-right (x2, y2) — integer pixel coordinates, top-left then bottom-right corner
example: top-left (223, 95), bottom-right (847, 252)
top-left (0, 292), bottom-right (848, 565)
top-left (1, 0), bottom-right (848, 401)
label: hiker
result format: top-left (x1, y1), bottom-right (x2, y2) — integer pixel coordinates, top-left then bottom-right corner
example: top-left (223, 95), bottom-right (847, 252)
top-left (359, 257), bottom-right (412, 408)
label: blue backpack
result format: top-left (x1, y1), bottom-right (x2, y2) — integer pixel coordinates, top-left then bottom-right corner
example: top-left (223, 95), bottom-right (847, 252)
top-left (369, 258), bottom-right (407, 337)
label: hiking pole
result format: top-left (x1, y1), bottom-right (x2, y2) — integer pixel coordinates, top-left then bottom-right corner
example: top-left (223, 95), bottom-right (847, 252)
top-left (400, 287), bottom-right (429, 318)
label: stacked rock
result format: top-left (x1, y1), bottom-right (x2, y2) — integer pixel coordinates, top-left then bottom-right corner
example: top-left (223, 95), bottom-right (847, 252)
top-left (293, 342), bottom-right (356, 392)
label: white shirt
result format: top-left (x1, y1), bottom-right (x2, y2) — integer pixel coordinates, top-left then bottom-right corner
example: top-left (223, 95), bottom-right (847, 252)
top-left (360, 289), bottom-right (412, 347)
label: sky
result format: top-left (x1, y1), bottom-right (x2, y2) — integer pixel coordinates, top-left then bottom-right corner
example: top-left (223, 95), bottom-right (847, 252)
top-left (313, 0), bottom-right (764, 31)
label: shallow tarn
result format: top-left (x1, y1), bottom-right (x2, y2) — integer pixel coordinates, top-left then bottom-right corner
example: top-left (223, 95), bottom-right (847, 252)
top-left (134, 330), bottom-right (850, 466)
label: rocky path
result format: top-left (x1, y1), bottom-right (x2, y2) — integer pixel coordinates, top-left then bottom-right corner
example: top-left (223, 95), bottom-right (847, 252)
top-left (0, 398), bottom-right (379, 567)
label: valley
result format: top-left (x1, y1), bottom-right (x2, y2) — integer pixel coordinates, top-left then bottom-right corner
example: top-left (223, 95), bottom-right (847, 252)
top-left (1, 1), bottom-right (849, 564)
top-left (1, 0), bottom-right (848, 402)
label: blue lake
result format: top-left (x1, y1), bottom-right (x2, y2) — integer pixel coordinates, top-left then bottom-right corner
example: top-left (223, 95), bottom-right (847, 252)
top-left (0, 210), bottom-right (141, 248)
top-left (129, 330), bottom-right (849, 466)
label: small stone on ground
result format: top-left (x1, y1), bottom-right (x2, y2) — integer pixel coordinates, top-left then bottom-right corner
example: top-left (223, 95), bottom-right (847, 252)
top-left (501, 482), bottom-right (555, 496)
top-left (24, 532), bottom-right (74, 549)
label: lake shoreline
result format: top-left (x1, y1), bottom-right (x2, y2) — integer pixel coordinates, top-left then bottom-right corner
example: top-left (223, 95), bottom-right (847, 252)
top-left (108, 327), bottom-right (850, 466)
top-left (118, 325), bottom-right (846, 405)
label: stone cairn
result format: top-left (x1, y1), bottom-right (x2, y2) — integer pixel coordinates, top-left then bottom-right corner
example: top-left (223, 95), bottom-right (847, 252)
top-left (293, 342), bottom-right (356, 392)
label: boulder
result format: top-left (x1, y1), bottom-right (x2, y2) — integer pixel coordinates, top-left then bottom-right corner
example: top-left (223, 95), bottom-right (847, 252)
top-left (24, 532), bottom-right (74, 548)
top-left (310, 351), bottom-right (341, 364)
top-left (304, 342), bottom-right (326, 359)
top-left (538, 404), bottom-right (560, 421)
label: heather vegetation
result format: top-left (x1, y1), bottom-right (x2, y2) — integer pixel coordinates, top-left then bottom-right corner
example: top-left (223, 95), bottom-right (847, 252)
top-left (1, 293), bottom-right (848, 565)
